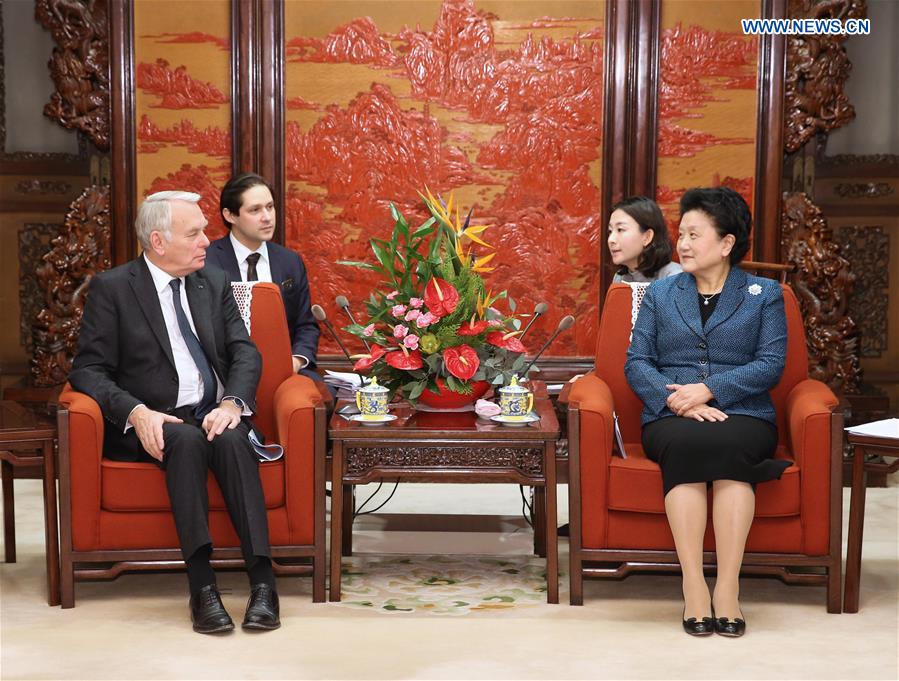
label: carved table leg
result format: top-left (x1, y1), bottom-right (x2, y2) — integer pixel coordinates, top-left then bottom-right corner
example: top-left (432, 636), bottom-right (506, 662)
top-left (844, 444), bottom-right (868, 613)
top-left (342, 486), bottom-right (354, 557)
top-left (1, 459), bottom-right (15, 563)
top-left (329, 441), bottom-right (344, 602)
top-left (42, 440), bottom-right (60, 606)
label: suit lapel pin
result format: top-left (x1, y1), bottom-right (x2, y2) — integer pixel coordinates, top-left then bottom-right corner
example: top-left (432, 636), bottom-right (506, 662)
top-left (748, 284), bottom-right (762, 296)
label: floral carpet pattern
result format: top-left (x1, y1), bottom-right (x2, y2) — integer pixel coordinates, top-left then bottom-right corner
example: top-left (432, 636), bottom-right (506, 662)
top-left (336, 555), bottom-right (552, 615)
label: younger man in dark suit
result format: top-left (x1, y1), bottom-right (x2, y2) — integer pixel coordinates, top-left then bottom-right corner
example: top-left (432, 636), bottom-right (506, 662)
top-left (206, 173), bottom-right (321, 383)
top-left (69, 191), bottom-right (280, 634)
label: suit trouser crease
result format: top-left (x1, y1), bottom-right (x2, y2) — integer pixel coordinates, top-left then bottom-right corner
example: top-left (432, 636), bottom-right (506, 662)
top-left (162, 420), bottom-right (271, 562)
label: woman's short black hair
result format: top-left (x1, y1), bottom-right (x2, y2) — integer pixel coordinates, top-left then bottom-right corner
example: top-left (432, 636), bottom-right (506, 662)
top-left (679, 187), bottom-right (752, 265)
top-left (610, 195), bottom-right (673, 278)
top-left (219, 173), bottom-right (273, 228)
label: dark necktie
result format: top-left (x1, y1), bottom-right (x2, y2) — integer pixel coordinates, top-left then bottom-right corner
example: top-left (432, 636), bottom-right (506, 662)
top-left (169, 278), bottom-right (217, 418)
top-left (245, 253), bottom-right (261, 281)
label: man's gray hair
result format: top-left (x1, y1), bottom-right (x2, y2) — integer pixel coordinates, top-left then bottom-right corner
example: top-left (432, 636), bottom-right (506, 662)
top-left (135, 191), bottom-right (201, 250)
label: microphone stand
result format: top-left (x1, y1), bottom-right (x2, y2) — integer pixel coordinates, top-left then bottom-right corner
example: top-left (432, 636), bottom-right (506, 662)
top-left (311, 304), bottom-right (367, 387)
top-left (335, 295), bottom-right (371, 352)
top-left (519, 302), bottom-right (548, 340)
top-left (520, 315), bottom-right (576, 378)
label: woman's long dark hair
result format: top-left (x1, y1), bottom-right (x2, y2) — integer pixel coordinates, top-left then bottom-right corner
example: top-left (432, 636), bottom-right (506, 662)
top-left (611, 196), bottom-right (674, 278)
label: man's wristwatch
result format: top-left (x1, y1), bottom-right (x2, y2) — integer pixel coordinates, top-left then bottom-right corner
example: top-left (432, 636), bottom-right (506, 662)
top-left (221, 397), bottom-right (246, 411)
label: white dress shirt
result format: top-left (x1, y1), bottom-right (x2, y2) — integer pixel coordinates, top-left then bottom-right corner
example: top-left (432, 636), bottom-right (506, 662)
top-left (229, 232), bottom-right (309, 369)
top-left (144, 254), bottom-right (224, 408)
top-left (230, 233), bottom-right (272, 283)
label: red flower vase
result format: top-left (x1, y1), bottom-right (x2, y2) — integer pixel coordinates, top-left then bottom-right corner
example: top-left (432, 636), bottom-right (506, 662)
top-left (417, 378), bottom-right (490, 409)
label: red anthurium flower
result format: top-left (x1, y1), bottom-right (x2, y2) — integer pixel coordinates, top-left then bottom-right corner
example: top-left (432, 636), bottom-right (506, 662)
top-left (443, 345), bottom-right (480, 381)
top-left (423, 277), bottom-right (460, 318)
top-left (486, 331), bottom-right (527, 354)
top-left (386, 348), bottom-right (424, 370)
top-left (353, 344), bottom-right (386, 371)
top-left (458, 320), bottom-right (489, 336)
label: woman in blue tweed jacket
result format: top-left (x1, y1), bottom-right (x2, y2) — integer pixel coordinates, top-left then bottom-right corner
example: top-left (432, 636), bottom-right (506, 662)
top-left (625, 187), bottom-right (789, 638)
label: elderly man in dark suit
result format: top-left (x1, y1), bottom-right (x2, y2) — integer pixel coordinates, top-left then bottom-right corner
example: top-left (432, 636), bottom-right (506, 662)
top-left (205, 173), bottom-right (321, 383)
top-left (69, 191), bottom-right (280, 634)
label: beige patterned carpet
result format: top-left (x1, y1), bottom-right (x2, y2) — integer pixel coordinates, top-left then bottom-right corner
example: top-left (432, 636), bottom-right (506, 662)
top-left (337, 554), bottom-right (552, 614)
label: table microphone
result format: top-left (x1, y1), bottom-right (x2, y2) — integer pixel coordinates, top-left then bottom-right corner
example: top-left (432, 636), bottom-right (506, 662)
top-left (520, 315), bottom-right (575, 378)
top-left (312, 304), bottom-right (357, 365)
top-left (519, 302), bottom-right (548, 340)
top-left (335, 295), bottom-right (371, 351)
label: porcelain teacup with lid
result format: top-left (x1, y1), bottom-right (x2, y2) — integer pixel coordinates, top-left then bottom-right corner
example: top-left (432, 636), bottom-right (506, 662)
top-left (355, 376), bottom-right (390, 416)
top-left (498, 374), bottom-right (534, 417)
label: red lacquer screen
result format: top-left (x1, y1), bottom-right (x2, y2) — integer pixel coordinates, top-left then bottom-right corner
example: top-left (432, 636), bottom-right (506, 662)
top-left (134, 1), bottom-right (232, 244)
top-left (284, 0), bottom-right (605, 357)
top-left (656, 0), bottom-right (759, 247)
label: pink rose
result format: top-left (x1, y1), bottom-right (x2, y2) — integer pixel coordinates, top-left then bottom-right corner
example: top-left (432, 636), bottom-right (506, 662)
top-left (416, 311), bottom-right (438, 328)
top-left (393, 324), bottom-right (409, 339)
top-left (403, 334), bottom-right (420, 350)
top-left (391, 304), bottom-right (407, 317)
top-left (385, 290), bottom-right (399, 300)
top-left (409, 297), bottom-right (423, 309)
top-left (362, 324), bottom-right (376, 337)
top-left (404, 309), bottom-right (421, 321)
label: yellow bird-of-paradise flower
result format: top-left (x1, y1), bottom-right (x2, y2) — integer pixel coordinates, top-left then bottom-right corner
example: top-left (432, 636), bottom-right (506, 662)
top-left (461, 225), bottom-right (492, 249)
top-left (472, 252), bottom-right (496, 272)
top-left (423, 187), bottom-right (451, 227)
top-left (476, 290), bottom-right (489, 319)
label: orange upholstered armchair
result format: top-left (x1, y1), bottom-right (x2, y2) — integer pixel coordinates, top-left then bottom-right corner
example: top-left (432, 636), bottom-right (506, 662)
top-left (565, 283), bottom-right (842, 612)
top-left (57, 283), bottom-right (327, 607)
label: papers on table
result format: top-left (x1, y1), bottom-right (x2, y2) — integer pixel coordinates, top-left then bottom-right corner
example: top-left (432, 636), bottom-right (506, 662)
top-left (845, 418), bottom-right (899, 440)
top-left (324, 370), bottom-right (365, 398)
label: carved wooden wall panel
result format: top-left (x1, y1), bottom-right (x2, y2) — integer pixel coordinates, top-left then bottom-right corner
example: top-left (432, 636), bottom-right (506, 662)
top-left (18, 222), bottom-right (64, 352)
top-left (34, 0), bottom-right (110, 151)
top-left (31, 186), bottom-right (111, 387)
top-left (836, 225), bottom-right (888, 358)
top-left (783, 0), bottom-right (865, 153)
top-left (781, 191), bottom-right (861, 393)
top-left (133, 0), bottom-right (232, 243)
top-left (282, 0), bottom-right (605, 357)
top-left (655, 0), bottom-right (759, 240)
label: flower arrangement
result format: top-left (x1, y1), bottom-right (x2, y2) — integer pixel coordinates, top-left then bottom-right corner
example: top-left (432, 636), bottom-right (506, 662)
top-left (339, 189), bottom-right (530, 405)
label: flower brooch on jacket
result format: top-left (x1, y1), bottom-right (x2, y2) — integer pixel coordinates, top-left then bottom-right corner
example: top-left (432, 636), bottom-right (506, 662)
top-left (748, 283), bottom-right (763, 296)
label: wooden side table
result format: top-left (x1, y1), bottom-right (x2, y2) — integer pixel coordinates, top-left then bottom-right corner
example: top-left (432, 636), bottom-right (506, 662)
top-left (328, 396), bottom-right (561, 604)
top-left (0, 400), bottom-right (60, 606)
top-left (844, 432), bottom-right (899, 613)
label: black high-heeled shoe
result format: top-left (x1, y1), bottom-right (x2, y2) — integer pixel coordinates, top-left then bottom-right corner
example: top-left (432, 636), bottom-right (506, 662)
top-left (682, 609), bottom-right (715, 636)
top-left (715, 615), bottom-right (746, 637)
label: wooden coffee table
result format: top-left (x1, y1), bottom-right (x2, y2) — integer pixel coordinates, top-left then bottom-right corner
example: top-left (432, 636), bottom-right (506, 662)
top-left (844, 432), bottom-right (899, 613)
top-left (0, 400), bottom-right (59, 606)
top-left (328, 395), bottom-right (561, 603)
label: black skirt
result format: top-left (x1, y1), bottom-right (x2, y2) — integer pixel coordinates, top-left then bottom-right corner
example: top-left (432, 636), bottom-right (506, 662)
top-left (642, 415), bottom-right (790, 496)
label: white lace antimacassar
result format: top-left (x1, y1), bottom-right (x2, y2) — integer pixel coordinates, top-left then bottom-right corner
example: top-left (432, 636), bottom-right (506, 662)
top-left (230, 281), bottom-right (255, 335)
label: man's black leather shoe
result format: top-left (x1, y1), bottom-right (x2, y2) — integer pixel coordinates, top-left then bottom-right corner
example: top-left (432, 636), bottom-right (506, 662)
top-left (189, 584), bottom-right (234, 634)
top-left (242, 584), bottom-right (280, 631)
